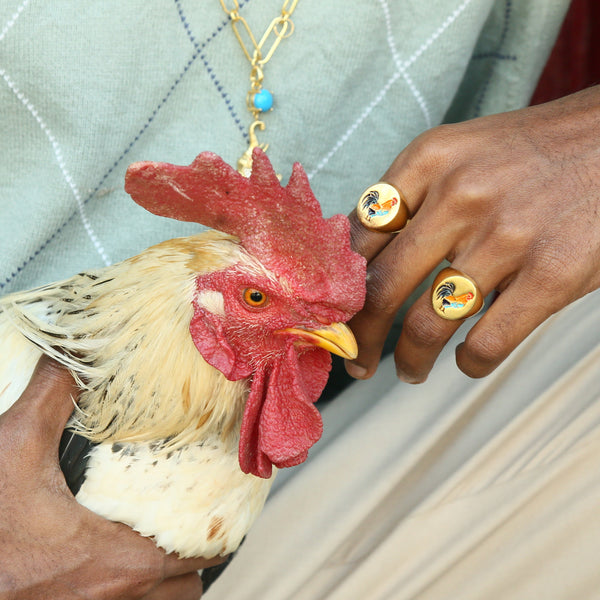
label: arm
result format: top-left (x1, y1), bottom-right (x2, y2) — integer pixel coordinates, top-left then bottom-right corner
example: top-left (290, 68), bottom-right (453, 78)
top-left (0, 356), bottom-right (224, 600)
top-left (346, 85), bottom-right (600, 382)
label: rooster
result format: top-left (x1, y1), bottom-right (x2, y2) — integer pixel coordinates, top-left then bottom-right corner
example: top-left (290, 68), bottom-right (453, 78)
top-left (360, 188), bottom-right (398, 220)
top-left (0, 149), bottom-right (366, 587)
top-left (435, 281), bottom-right (474, 312)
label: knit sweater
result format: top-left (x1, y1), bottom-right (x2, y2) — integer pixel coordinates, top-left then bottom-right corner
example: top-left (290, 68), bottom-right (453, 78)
top-left (0, 0), bottom-right (569, 293)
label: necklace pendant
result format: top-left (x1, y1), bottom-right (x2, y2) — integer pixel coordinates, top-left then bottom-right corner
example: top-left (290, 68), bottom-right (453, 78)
top-left (253, 89), bottom-right (274, 112)
top-left (237, 121), bottom-right (269, 177)
top-left (237, 142), bottom-right (269, 178)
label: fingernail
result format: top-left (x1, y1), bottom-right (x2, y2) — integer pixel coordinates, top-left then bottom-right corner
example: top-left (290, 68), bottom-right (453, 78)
top-left (345, 361), bottom-right (368, 379)
top-left (396, 368), bottom-right (426, 385)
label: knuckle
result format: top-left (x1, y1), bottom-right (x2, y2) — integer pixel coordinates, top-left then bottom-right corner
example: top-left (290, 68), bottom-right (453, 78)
top-left (393, 124), bottom-right (459, 181)
top-left (489, 217), bottom-right (531, 252)
top-left (111, 546), bottom-right (165, 597)
top-left (440, 168), bottom-right (491, 215)
top-left (364, 262), bottom-right (401, 317)
top-left (31, 355), bottom-right (78, 400)
top-left (524, 240), bottom-right (585, 306)
top-left (531, 239), bottom-right (579, 280)
top-left (402, 307), bottom-right (450, 349)
top-left (90, 566), bottom-right (156, 600)
top-left (126, 578), bottom-right (159, 599)
top-left (411, 125), bottom-right (459, 169)
top-left (463, 328), bottom-right (507, 368)
top-left (35, 354), bottom-right (70, 382)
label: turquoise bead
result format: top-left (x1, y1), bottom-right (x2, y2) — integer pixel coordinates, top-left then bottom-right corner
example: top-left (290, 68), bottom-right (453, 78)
top-left (253, 89), bottom-right (273, 112)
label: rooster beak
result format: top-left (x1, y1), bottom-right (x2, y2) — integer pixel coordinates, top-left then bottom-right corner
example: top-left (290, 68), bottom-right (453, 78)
top-left (279, 322), bottom-right (358, 360)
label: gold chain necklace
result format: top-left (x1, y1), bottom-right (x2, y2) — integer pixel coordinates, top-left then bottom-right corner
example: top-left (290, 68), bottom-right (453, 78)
top-left (219, 0), bottom-right (299, 176)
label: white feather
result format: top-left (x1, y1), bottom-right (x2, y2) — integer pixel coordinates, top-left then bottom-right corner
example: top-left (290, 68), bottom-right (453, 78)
top-left (0, 311), bottom-right (41, 412)
top-left (78, 439), bottom-right (274, 558)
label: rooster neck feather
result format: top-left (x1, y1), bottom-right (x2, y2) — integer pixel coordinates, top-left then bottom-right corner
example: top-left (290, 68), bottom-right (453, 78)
top-left (2, 231), bottom-right (254, 449)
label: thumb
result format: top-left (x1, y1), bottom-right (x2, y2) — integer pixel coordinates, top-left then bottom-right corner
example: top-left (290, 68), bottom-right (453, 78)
top-left (7, 354), bottom-right (79, 452)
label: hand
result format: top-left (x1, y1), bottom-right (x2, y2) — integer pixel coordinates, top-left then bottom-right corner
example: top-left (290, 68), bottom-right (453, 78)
top-left (0, 356), bottom-right (225, 600)
top-left (346, 85), bottom-right (600, 382)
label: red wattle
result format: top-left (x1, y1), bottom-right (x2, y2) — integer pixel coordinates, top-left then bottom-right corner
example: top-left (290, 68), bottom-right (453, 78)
top-left (238, 346), bottom-right (331, 478)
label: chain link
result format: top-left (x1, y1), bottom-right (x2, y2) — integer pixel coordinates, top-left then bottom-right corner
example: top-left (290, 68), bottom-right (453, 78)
top-left (219, 0), bottom-right (299, 175)
top-left (219, 0), bottom-right (298, 68)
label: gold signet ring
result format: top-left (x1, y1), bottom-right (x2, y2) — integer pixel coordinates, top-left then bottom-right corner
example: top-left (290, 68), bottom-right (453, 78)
top-left (357, 182), bottom-right (410, 233)
top-left (432, 267), bottom-right (484, 320)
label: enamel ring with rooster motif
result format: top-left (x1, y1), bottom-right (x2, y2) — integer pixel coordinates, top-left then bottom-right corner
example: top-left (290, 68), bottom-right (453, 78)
top-left (432, 267), bottom-right (484, 320)
top-left (357, 182), bottom-right (410, 233)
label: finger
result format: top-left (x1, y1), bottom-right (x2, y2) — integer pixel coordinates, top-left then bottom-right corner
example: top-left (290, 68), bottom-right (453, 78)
top-left (142, 573), bottom-right (203, 600)
top-left (349, 174), bottom-right (425, 263)
top-left (347, 129), bottom-right (473, 379)
top-left (348, 208), bottom-right (395, 262)
top-left (394, 247), bottom-right (518, 383)
top-left (162, 552), bottom-right (228, 579)
top-left (348, 129), bottom-right (444, 262)
top-left (455, 269), bottom-right (572, 378)
top-left (65, 519), bottom-right (222, 597)
top-left (12, 355), bottom-right (77, 425)
top-left (4, 355), bottom-right (78, 455)
top-left (346, 198), bottom-right (462, 379)
top-left (394, 291), bottom-right (463, 383)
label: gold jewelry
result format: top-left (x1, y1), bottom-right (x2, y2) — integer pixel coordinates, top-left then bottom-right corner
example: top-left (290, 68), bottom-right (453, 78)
top-left (431, 267), bottom-right (484, 320)
top-left (356, 182), bottom-right (410, 233)
top-left (219, 0), bottom-right (299, 176)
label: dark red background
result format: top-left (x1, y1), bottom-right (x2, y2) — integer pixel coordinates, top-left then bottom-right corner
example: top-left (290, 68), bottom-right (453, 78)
top-left (532, 0), bottom-right (600, 104)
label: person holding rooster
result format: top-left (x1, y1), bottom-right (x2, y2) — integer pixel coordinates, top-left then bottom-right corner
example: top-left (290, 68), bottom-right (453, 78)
top-left (2, 0), bottom-right (600, 599)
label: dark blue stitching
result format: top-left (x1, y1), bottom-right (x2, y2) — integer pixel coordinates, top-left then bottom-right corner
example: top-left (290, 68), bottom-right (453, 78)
top-left (471, 0), bottom-right (516, 117)
top-left (472, 52), bottom-right (516, 61)
top-left (176, 0), bottom-right (251, 141)
top-left (1, 230), bottom-right (62, 288)
top-left (472, 0), bottom-right (513, 60)
top-left (1, 5), bottom-right (234, 291)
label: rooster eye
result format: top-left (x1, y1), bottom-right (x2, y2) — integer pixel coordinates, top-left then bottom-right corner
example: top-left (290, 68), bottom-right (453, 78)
top-left (243, 288), bottom-right (268, 308)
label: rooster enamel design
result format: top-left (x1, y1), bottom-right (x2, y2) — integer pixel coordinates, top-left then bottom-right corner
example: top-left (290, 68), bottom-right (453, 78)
top-left (0, 150), bottom-right (366, 578)
top-left (435, 281), bottom-right (474, 313)
top-left (431, 267), bottom-right (484, 321)
top-left (360, 188), bottom-right (398, 221)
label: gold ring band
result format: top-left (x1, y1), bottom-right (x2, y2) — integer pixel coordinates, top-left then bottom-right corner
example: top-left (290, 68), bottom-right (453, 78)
top-left (431, 267), bottom-right (484, 320)
top-left (356, 182), bottom-right (410, 233)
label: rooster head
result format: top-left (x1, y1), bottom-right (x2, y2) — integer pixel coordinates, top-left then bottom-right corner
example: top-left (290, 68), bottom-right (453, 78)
top-left (124, 149), bottom-right (366, 478)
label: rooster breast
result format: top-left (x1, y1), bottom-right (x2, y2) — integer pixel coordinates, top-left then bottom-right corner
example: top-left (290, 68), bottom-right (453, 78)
top-left (77, 435), bottom-right (273, 558)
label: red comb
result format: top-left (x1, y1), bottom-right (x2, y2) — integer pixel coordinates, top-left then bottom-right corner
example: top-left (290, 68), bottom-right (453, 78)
top-left (125, 149), bottom-right (366, 317)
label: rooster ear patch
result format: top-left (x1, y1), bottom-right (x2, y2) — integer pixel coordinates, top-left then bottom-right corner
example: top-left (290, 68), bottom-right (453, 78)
top-left (196, 290), bottom-right (225, 316)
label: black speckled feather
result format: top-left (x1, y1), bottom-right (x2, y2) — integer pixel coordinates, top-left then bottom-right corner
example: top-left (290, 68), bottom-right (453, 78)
top-left (58, 430), bottom-right (92, 495)
top-left (57, 430), bottom-right (232, 592)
